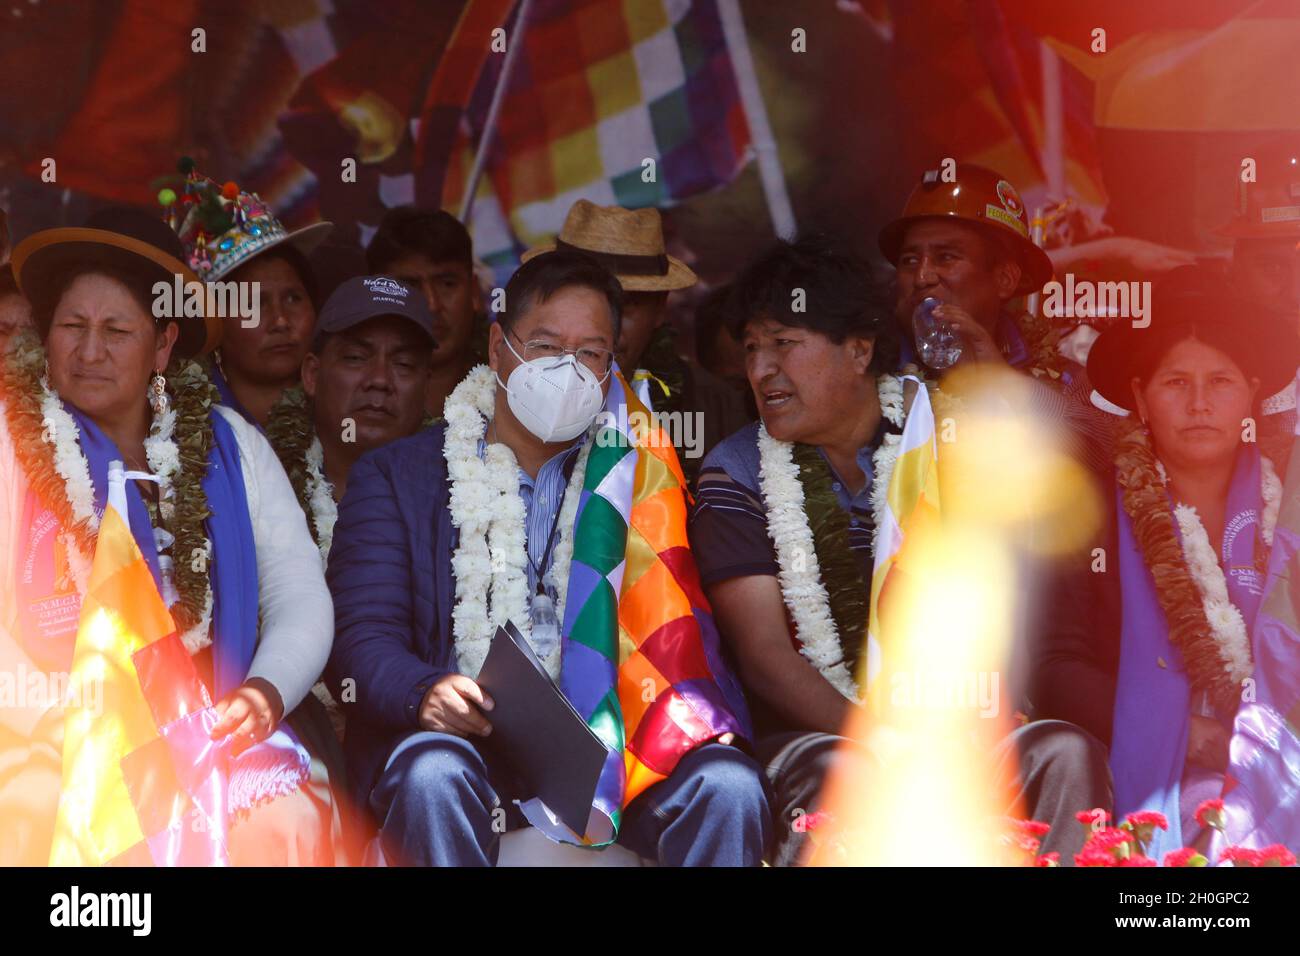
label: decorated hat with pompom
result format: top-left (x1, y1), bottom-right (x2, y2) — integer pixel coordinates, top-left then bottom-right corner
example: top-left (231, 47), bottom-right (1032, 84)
top-left (157, 157), bottom-right (332, 282)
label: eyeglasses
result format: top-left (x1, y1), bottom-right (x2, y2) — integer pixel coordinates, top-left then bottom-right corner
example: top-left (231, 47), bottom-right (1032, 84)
top-left (510, 330), bottom-right (614, 376)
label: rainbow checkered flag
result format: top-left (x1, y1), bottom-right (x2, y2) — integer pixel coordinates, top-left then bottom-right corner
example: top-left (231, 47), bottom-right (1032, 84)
top-left (525, 372), bottom-right (748, 845)
top-left (49, 466), bottom-right (229, 866)
top-left (865, 377), bottom-right (942, 707)
top-left (430, 0), bottom-right (754, 277)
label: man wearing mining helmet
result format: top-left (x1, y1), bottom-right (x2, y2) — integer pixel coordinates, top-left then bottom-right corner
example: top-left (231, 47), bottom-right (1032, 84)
top-left (880, 162), bottom-right (1111, 473)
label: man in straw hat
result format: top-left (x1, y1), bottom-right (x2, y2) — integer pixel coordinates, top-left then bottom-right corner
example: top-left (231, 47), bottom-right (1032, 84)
top-left (523, 199), bottom-right (696, 406)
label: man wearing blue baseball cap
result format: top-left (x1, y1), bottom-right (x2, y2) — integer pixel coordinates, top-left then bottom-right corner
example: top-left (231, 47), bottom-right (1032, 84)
top-left (267, 275), bottom-right (437, 566)
top-left (259, 275), bottom-right (437, 847)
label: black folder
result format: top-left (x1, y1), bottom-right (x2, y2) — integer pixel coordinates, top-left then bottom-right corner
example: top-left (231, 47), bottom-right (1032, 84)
top-left (474, 621), bottom-right (610, 835)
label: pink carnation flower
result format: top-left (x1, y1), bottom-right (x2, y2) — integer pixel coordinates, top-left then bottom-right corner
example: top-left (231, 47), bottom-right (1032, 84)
top-left (1085, 828), bottom-right (1135, 852)
top-left (1075, 849), bottom-right (1118, 867)
top-left (1256, 845), bottom-right (1297, 867)
top-left (1162, 847), bottom-right (1204, 867)
top-left (1013, 819), bottom-right (1052, 838)
top-left (1220, 846), bottom-right (1260, 867)
top-left (1125, 811), bottom-right (1169, 830)
top-left (792, 810), bottom-right (832, 834)
top-left (1194, 799), bottom-right (1226, 831)
top-left (1075, 808), bottom-right (1110, 827)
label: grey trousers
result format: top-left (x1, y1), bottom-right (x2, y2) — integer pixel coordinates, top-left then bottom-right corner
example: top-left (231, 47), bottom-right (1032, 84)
top-left (995, 720), bottom-right (1114, 862)
top-left (757, 719), bottom-right (1112, 866)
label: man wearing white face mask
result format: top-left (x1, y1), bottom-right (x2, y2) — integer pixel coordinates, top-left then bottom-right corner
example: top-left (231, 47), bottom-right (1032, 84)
top-left (326, 249), bottom-right (768, 866)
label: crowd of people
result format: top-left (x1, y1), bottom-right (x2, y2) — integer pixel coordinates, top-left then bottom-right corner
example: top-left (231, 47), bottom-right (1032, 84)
top-left (0, 150), bottom-right (1297, 867)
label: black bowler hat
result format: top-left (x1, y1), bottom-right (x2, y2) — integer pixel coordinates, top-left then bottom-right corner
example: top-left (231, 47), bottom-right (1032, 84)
top-left (312, 275), bottom-right (437, 349)
top-left (1087, 266), bottom-right (1300, 411)
top-left (11, 206), bottom-right (221, 357)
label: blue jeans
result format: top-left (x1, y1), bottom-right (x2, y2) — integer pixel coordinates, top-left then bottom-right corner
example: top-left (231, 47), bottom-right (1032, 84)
top-left (369, 731), bottom-right (770, 866)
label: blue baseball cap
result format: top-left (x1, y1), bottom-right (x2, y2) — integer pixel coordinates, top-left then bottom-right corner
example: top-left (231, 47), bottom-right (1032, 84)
top-left (313, 275), bottom-right (436, 349)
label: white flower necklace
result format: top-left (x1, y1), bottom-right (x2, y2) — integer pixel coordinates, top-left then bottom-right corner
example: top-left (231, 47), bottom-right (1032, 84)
top-left (41, 374), bottom-right (214, 653)
top-left (443, 365), bottom-right (593, 681)
top-left (756, 374), bottom-right (908, 702)
top-left (301, 435), bottom-right (343, 723)
top-left (303, 435), bottom-right (338, 566)
top-left (1163, 456), bottom-right (1280, 689)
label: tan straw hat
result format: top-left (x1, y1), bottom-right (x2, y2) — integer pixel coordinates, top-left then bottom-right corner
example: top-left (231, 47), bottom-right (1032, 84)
top-left (521, 199), bottom-right (697, 292)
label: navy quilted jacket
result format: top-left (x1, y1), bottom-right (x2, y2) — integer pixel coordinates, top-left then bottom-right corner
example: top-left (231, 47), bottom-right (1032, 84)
top-left (325, 424), bottom-right (455, 810)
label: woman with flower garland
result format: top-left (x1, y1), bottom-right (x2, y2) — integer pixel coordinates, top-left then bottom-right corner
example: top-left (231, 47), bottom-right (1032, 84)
top-left (692, 235), bottom-right (1109, 865)
top-left (1033, 268), bottom-right (1300, 858)
top-left (0, 208), bottom-right (336, 864)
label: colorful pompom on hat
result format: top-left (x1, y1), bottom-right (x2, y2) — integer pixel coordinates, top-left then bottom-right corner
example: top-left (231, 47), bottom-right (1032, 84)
top-left (158, 157), bottom-right (332, 282)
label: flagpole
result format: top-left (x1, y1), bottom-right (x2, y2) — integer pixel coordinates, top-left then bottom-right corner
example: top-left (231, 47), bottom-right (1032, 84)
top-left (459, 0), bottom-right (534, 224)
top-left (1040, 40), bottom-right (1065, 200)
top-left (1028, 39), bottom-right (1065, 318)
top-left (717, 0), bottom-right (797, 239)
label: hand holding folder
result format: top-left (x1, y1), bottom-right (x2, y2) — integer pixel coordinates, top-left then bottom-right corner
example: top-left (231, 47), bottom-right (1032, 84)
top-left (473, 621), bottom-right (610, 835)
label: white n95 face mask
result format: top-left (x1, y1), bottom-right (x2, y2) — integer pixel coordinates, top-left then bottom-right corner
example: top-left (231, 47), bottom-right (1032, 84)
top-left (498, 335), bottom-right (607, 443)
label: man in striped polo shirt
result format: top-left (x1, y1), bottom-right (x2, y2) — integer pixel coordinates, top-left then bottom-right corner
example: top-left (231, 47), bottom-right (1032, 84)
top-left (691, 234), bottom-right (1111, 865)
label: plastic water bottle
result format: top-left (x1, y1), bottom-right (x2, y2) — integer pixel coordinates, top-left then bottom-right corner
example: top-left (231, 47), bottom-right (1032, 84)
top-left (912, 297), bottom-right (962, 370)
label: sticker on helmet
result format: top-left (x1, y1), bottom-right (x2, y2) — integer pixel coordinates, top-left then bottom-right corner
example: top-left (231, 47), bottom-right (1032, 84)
top-left (985, 204), bottom-right (1029, 238)
top-left (996, 179), bottom-right (1024, 218)
top-left (1261, 205), bottom-right (1300, 223)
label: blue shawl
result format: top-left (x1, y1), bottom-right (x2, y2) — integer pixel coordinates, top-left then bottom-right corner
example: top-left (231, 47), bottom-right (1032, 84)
top-left (61, 399), bottom-right (310, 837)
top-left (65, 402), bottom-right (260, 698)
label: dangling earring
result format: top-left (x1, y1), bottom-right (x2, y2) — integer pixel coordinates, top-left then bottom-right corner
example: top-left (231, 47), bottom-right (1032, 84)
top-left (149, 369), bottom-right (170, 416)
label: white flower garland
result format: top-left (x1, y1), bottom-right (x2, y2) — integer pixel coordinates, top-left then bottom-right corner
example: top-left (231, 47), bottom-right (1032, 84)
top-left (41, 370), bottom-right (99, 597)
top-left (39, 374), bottom-right (215, 653)
top-left (443, 365), bottom-right (593, 682)
top-left (1167, 456), bottom-right (1280, 689)
top-left (41, 372), bottom-right (97, 531)
top-left (1261, 457), bottom-right (1282, 549)
top-left (868, 376), bottom-right (907, 543)
top-left (756, 375), bottom-right (908, 702)
top-left (301, 434), bottom-right (344, 727)
top-left (303, 435), bottom-right (338, 566)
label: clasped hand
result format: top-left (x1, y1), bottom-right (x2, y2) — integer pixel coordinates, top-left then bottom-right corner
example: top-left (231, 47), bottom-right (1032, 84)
top-left (209, 682), bottom-right (283, 757)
